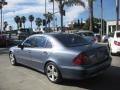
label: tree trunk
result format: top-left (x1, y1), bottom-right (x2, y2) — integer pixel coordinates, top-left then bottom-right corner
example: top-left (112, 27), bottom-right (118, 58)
top-left (17, 23), bottom-right (19, 30)
top-left (31, 22), bottom-right (32, 29)
top-left (24, 23), bottom-right (25, 29)
top-left (116, 0), bottom-right (119, 30)
top-left (59, 0), bottom-right (64, 32)
top-left (88, 0), bottom-right (93, 31)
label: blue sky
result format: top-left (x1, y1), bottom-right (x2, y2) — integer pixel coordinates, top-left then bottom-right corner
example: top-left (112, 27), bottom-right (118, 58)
top-left (3, 0), bottom-right (120, 30)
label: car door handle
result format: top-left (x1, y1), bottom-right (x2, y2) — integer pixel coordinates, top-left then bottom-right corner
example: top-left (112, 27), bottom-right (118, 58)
top-left (43, 51), bottom-right (48, 55)
top-left (28, 50), bottom-right (31, 53)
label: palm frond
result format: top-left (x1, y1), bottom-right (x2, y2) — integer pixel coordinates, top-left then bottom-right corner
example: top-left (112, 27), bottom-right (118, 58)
top-left (64, 0), bottom-right (85, 7)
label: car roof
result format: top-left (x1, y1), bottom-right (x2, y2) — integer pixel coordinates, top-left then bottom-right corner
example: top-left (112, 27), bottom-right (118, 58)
top-left (30, 32), bottom-right (74, 37)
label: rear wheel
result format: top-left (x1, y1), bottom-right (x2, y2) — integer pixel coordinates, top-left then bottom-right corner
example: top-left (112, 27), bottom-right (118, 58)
top-left (9, 52), bottom-right (17, 65)
top-left (45, 62), bottom-right (62, 83)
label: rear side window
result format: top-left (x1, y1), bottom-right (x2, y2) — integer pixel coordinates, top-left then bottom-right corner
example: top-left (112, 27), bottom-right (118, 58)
top-left (45, 40), bottom-right (52, 48)
top-left (116, 32), bottom-right (120, 37)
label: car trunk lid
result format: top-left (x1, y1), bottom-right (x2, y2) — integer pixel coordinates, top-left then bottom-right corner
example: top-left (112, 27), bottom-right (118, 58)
top-left (69, 43), bottom-right (109, 65)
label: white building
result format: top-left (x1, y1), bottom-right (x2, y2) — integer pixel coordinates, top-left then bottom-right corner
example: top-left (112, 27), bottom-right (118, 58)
top-left (107, 20), bottom-right (120, 35)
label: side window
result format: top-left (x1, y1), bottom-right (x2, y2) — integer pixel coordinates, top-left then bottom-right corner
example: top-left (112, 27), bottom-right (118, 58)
top-left (35, 36), bottom-right (47, 48)
top-left (45, 40), bottom-right (52, 48)
top-left (23, 37), bottom-right (36, 47)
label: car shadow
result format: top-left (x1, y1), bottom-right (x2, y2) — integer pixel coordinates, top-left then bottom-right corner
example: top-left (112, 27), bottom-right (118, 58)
top-left (111, 54), bottom-right (120, 57)
top-left (60, 66), bottom-right (120, 90)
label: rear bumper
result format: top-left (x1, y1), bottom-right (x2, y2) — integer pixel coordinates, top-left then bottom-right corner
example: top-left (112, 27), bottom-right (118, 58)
top-left (111, 45), bottom-right (120, 53)
top-left (60, 58), bottom-right (112, 80)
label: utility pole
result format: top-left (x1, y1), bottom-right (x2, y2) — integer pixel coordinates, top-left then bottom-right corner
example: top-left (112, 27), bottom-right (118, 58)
top-left (100, 0), bottom-right (103, 36)
top-left (0, 0), bottom-right (7, 34)
top-left (116, 0), bottom-right (119, 31)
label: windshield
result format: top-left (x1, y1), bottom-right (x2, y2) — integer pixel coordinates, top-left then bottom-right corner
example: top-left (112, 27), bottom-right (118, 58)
top-left (53, 34), bottom-right (90, 47)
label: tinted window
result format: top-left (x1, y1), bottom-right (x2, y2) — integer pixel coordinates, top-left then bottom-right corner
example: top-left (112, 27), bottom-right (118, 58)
top-left (116, 32), bottom-right (120, 37)
top-left (45, 40), bottom-right (52, 48)
top-left (35, 36), bottom-right (47, 48)
top-left (23, 37), bottom-right (36, 47)
top-left (83, 32), bottom-right (94, 36)
top-left (53, 34), bottom-right (90, 47)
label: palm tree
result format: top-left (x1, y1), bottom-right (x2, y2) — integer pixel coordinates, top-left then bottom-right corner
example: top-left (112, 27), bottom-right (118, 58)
top-left (49, 0), bottom-right (85, 32)
top-left (35, 18), bottom-right (42, 30)
top-left (116, 0), bottom-right (119, 31)
top-left (29, 15), bottom-right (34, 29)
top-left (44, 12), bottom-right (53, 29)
top-left (14, 15), bottom-right (20, 29)
top-left (3, 21), bottom-right (8, 31)
top-left (21, 16), bottom-right (26, 28)
top-left (87, 0), bottom-right (94, 31)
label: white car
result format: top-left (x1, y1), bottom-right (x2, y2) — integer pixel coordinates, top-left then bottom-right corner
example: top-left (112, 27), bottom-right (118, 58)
top-left (108, 31), bottom-right (120, 54)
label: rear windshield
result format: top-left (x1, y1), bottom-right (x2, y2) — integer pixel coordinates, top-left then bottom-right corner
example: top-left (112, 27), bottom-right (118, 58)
top-left (116, 32), bottom-right (120, 37)
top-left (53, 34), bottom-right (90, 47)
top-left (78, 32), bottom-right (94, 37)
top-left (83, 32), bottom-right (94, 36)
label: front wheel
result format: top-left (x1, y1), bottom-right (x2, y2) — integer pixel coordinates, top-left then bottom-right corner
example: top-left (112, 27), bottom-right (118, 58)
top-left (45, 62), bottom-right (62, 83)
top-left (9, 52), bottom-right (17, 65)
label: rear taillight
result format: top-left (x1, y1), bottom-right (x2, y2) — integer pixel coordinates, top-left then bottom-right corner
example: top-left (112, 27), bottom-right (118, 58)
top-left (73, 53), bottom-right (90, 65)
top-left (114, 40), bottom-right (120, 46)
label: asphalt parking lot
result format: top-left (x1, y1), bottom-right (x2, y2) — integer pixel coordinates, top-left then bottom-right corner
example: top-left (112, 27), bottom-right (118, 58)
top-left (0, 48), bottom-right (120, 90)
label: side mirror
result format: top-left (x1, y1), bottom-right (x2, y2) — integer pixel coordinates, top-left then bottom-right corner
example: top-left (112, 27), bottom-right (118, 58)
top-left (18, 44), bottom-right (24, 49)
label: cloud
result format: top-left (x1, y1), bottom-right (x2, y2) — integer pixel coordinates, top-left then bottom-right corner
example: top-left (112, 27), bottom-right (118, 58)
top-left (64, 0), bottom-right (88, 25)
top-left (3, 0), bottom-right (88, 28)
top-left (65, 6), bottom-right (85, 24)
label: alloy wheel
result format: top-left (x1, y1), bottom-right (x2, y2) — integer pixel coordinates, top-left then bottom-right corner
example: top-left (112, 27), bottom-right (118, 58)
top-left (9, 52), bottom-right (16, 65)
top-left (46, 62), bottom-right (62, 83)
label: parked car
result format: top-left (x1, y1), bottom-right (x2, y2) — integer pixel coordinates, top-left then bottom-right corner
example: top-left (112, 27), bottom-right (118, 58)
top-left (102, 34), bottom-right (110, 42)
top-left (75, 30), bottom-right (96, 43)
top-left (108, 31), bottom-right (120, 54)
top-left (0, 34), bottom-right (13, 47)
top-left (18, 28), bottom-right (33, 40)
top-left (94, 33), bottom-right (101, 42)
top-left (9, 33), bottom-right (111, 83)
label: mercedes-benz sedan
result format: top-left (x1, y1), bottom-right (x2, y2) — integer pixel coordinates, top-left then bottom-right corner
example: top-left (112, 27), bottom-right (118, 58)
top-left (9, 33), bottom-right (111, 83)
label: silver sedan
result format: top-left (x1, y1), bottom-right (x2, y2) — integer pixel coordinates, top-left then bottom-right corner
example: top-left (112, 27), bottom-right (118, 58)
top-left (9, 33), bottom-right (112, 83)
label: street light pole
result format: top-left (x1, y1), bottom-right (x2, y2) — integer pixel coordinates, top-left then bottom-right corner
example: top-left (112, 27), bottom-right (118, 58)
top-left (0, 0), bottom-right (7, 34)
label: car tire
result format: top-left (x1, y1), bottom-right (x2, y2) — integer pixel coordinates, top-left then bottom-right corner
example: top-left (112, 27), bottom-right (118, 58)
top-left (9, 52), bottom-right (17, 65)
top-left (45, 62), bottom-right (62, 83)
